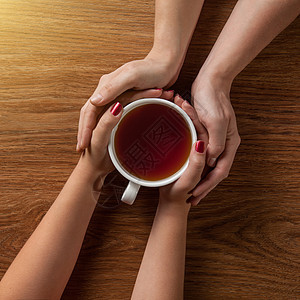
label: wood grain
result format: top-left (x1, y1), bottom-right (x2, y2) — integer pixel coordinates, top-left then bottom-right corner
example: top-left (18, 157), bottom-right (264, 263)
top-left (0, 0), bottom-right (299, 299)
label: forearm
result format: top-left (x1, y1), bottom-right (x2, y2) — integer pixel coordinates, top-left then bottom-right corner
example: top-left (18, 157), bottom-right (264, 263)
top-left (199, 0), bottom-right (300, 83)
top-left (149, 0), bottom-right (205, 65)
top-left (0, 159), bottom-right (100, 299)
top-left (131, 201), bottom-right (190, 300)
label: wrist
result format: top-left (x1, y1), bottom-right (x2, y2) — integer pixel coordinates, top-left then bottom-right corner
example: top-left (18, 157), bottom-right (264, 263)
top-left (196, 51), bottom-right (238, 89)
top-left (76, 156), bottom-right (106, 191)
top-left (158, 198), bottom-right (191, 218)
top-left (149, 43), bottom-right (182, 62)
top-left (146, 46), bottom-right (183, 76)
top-left (193, 66), bottom-right (233, 96)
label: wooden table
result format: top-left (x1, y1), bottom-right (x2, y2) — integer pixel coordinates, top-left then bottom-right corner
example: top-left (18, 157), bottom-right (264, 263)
top-left (1, 1), bottom-right (299, 299)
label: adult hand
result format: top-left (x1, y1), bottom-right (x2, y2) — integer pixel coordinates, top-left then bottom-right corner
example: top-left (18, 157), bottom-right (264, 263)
top-left (77, 88), bottom-right (175, 152)
top-left (188, 75), bottom-right (241, 205)
top-left (77, 51), bottom-right (181, 151)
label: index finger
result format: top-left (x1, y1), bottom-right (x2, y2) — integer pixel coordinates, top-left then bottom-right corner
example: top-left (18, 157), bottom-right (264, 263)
top-left (77, 100), bottom-right (104, 151)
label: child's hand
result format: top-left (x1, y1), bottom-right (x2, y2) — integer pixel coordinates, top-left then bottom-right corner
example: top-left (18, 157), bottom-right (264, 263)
top-left (78, 102), bottom-right (123, 189)
top-left (159, 140), bottom-right (206, 210)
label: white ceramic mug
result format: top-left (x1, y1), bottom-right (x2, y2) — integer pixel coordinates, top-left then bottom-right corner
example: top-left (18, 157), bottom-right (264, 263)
top-left (108, 98), bottom-right (197, 205)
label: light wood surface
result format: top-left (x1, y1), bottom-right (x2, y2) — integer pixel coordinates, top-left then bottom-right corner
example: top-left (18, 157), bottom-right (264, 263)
top-left (0, 1), bottom-right (299, 299)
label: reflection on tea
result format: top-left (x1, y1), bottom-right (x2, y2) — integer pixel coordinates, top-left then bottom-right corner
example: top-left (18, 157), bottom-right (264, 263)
top-left (114, 103), bottom-right (192, 181)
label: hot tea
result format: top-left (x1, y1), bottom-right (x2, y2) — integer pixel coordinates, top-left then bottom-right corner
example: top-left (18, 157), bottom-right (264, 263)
top-left (114, 103), bottom-right (192, 181)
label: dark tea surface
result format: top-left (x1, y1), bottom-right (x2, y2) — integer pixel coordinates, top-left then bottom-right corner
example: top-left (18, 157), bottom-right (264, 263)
top-left (114, 103), bottom-right (192, 181)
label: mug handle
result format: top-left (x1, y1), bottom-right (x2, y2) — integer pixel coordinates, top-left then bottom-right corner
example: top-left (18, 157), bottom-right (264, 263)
top-left (121, 181), bottom-right (140, 205)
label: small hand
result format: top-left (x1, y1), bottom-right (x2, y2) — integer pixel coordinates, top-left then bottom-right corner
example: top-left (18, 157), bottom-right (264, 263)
top-left (77, 88), bottom-right (174, 152)
top-left (159, 139), bottom-right (206, 209)
top-left (188, 76), bottom-right (241, 205)
top-left (78, 101), bottom-right (123, 189)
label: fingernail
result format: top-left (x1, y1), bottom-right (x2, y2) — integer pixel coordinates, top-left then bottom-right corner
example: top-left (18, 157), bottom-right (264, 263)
top-left (155, 88), bottom-right (162, 91)
top-left (90, 93), bottom-right (104, 105)
top-left (76, 143), bottom-right (80, 151)
top-left (79, 139), bottom-right (85, 150)
top-left (208, 158), bottom-right (216, 167)
top-left (195, 140), bottom-right (205, 153)
top-left (166, 90), bottom-right (174, 93)
top-left (175, 93), bottom-right (183, 99)
top-left (110, 102), bottom-right (122, 116)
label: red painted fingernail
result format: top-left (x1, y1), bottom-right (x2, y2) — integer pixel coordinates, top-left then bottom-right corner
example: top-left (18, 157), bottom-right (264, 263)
top-left (175, 93), bottom-right (183, 99)
top-left (110, 102), bottom-right (122, 116)
top-left (155, 88), bottom-right (162, 91)
top-left (167, 90), bottom-right (174, 93)
top-left (195, 141), bottom-right (205, 153)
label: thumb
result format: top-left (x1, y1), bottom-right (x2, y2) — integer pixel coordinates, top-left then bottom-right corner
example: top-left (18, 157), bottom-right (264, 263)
top-left (90, 68), bottom-right (137, 106)
top-left (176, 140), bottom-right (206, 193)
top-left (91, 102), bottom-right (123, 146)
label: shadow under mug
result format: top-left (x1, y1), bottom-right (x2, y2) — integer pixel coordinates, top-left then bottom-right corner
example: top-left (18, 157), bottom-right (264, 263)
top-left (108, 98), bottom-right (197, 205)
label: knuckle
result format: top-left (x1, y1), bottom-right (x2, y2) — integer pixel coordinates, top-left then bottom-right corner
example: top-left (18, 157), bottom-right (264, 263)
top-left (123, 62), bottom-right (135, 72)
top-left (218, 167), bottom-right (229, 180)
top-left (211, 144), bottom-right (225, 156)
top-left (99, 74), bottom-right (108, 83)
top-left (223, 171), bottom-right (229, 180)
top-left (191, 157), bottom-right (205, 172)
top-left (215, 168), bottom-right (229, 181)
top-left (80, 106), bottom-right (86, 116)
top-left (125, 67), bottom-right (138, 83)
top-left (223, 112), bottom-right (231, 123)
top-left (101, 82), bottom-right (114, 94)
top-left (208, 116), bottom-right (226, 129)
top-left (99, 115), bottom-right (112, 128)
top-left (210, 110), bottom-right (231, 126)
top-left (84, 108), bottom-right (94, 119)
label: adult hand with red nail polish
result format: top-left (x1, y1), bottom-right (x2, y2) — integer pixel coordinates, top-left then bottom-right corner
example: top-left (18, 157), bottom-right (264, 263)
top-left (159, 140), bottom-right (206, 210)
top-left (77, 87), bottom-right (175, 152)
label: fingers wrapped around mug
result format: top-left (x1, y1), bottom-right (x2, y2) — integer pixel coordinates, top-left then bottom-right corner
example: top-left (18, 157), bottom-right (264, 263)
top-left (90, 102), bottom-right (123, 151)
top-left (175, 141), bottom-right (206, 197)
top-left (159, 140), bottom-right (206, 206)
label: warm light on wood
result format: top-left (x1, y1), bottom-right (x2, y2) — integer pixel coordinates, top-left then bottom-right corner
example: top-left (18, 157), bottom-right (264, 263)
top-left (0, 1), bottom-right (299, 299)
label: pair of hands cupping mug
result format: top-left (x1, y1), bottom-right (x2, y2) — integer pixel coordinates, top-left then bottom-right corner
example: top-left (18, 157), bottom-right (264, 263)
top-left (108, 98), bottom-right (197, 205)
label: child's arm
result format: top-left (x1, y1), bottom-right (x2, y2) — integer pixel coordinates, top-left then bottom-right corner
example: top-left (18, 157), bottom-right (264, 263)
top-left (131, 140), bottom-right (206, 300)
top-left (0, 102), bottom-right (123, 300)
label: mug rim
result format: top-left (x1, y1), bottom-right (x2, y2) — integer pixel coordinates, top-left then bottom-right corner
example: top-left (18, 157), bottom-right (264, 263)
top-left (108, 98), bottom-right (197, 187)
